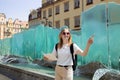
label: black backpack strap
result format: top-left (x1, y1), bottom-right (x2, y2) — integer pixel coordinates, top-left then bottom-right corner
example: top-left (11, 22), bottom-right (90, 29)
top-left (55, 43), bottom-right (58, 51)
top-left (70, 43), bottom-right (74, 60)
top-left (55, 43), bottom-right (58, 58)
top-left (70, 43), bottom-right (74, 55)
top-left (70, 43), bottom-right (77, 71)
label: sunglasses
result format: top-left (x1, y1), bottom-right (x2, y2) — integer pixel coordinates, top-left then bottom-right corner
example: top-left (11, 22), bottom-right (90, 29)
top-left (62, 32), bottom-right (70, 35)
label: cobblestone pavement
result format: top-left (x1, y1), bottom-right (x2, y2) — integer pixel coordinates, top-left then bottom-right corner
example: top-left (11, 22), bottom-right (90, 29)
top-left (0, 74), bottom-right (12, 80)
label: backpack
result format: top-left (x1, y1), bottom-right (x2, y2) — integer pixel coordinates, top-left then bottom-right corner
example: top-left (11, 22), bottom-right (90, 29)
top-left (55, 43), bottom-right (77, 71)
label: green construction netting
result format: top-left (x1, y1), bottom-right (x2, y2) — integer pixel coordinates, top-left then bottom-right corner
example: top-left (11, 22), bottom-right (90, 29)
top-left (81, 2), bottom-right (120, 70)
top-left (81, 3), bottom-right (108, 65)
top-left (10, 25), bottom-right (60, 59)
top-left (0, 2), bottom-right (120, 70)
top-left (107, 2), bottom-right (120, 69)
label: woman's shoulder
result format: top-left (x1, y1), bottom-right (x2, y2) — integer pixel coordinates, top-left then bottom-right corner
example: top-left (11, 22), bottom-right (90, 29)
top-left (72, 43), bottom-right (79, 47)
top-left (72, 43), bottom-right (77, 46)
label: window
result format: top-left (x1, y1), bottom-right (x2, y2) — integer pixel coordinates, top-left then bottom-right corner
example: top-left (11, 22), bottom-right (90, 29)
top-left (74, 0), bottom-right (80, 9)
top-left (74, 16), bottom-right (80, 28)
top-left (48, 8), bottom-right (52, 17)
top-left (64, 1), bottom-right (69, 12)
top-left (55, 5), bottom-right (60, 14)
top-left (86, 0), bottom-right (93, 5)
top-left (32, 12), bottom-right (37, 19)
top-left (64, 18), bottom-right (69, 28)
top-left (37, 10), bottom-right (41, 18)
top-left (29, 14), bottom-right (32, 21)
top-left (48, 21), bottom-right (52, 27)
top-left (43, 10), bottom-right (46, 19)
top-left (46, 0), bottom-right (53, 2)
top-left (55, 21), bottom-right (60, 28)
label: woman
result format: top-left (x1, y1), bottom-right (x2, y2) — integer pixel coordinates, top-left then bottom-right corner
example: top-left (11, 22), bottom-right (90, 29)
top-left (44, 28), bottom-right (94, 80)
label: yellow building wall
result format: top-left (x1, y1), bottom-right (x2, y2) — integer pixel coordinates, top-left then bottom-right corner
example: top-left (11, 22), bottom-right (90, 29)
top-left (40, 0), bottom-right (120, 29)
top-left (41, 0), bottom-right (82, 29)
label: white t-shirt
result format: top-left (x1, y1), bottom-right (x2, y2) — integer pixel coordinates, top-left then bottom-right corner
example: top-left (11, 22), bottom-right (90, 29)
top-left (52, 43), bottom-right (83, 66)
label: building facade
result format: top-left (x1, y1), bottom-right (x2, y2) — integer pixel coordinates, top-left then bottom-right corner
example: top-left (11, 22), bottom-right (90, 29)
top-left (29, 0), bottom-right (120, 30)
top-left (0, 13), bottom-right (29, 39)
top-left (0, 13), bottom-right (6, 39)
top-left (29, 8), bottom-right (41, 27)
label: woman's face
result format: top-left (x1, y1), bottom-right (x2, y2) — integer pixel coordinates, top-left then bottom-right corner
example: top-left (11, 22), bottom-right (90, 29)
top-left (61, 29), bottom-right (70, 40)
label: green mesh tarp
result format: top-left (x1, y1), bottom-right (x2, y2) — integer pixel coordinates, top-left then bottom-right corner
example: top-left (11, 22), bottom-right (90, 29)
top-left (81, 2), bottom-right (120, 69)
top-left (9, 24), bottom-right (60, 59)
top-left (0, 38), bottom-right (11, 55)
top-left (81, 3), bottom-right (108, 65)
top-left (11, 32), bottom-right (23, 56)
top-left (107, 2), bottom-right (120, 69)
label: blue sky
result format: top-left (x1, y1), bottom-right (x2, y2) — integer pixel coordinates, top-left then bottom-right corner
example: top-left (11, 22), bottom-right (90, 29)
top-left (0, 0), bottom-right (42, 21)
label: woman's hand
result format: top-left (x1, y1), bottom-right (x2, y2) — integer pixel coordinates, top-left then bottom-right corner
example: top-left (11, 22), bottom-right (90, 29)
top-left (88, 35), bottom-right (94, 45)
top-left (43, 55), bottom-right (49, 61)
top-left (43, 54), bottom-right (57, 61)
